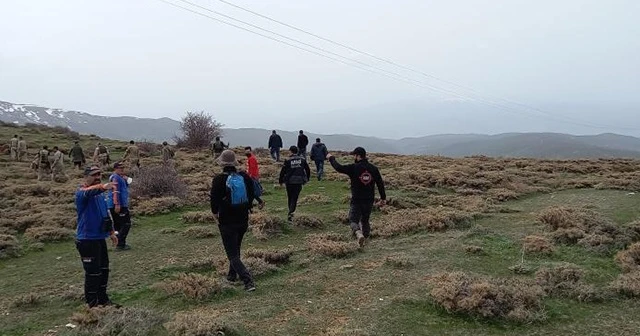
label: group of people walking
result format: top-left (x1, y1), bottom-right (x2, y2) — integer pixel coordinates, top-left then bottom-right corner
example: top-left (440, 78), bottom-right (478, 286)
top-left (70, 131), bottom-right (386, 309)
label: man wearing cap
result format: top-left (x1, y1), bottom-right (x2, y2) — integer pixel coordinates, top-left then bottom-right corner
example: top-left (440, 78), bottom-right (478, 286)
top-left (75, 166), bottom-right (118, 308)
top-left (309, 138), bottom-right (328, 181)
top-left (210, 150), bottom-right (256, 291)
top-left (327, 147), bottom-right (386, 247)
top-left (69, 141), bottom-right (86, 170)
top-left (108, 162), bottom-right (132, 251)
top-left (279, 146), bottom-right (311, 222)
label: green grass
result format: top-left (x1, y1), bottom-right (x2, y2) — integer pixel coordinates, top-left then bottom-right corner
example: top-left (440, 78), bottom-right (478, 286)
top-left (1, 183), bottom-right (640, 335)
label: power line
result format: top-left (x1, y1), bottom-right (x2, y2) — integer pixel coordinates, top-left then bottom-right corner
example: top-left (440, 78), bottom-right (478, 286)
top-left (214, 0), bottom-right (640, 131)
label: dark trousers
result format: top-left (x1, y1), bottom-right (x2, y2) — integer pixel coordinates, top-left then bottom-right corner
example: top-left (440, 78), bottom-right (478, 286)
top-left (270, 148), bottom-right (280, 161)
top-left (110, 207), bottom-right (131, 247)
top-left (349, 201), bottom-right (374, 237)
top-left (286, 184), bottom-right (303, 215)
top-left (76, 239), bottom-right (110, 307)
top-left (218, 221), bottom-right (253, 285)
top-left (73, 161), bottom-right (83, 170)
top-left (314, 160), bottom-right (324, 181)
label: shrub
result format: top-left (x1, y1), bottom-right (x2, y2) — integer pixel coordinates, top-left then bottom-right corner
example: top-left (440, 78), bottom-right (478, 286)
top-left (187, 257), bottom-right (217, 270)
top-left (427, 272), bottom-right (546, 323)
top-left (534, 263), bottom-right (602, 302)
top-left (249, 213), bottom-right (286, 240)
top-left (11, 293), bottom-right (41, 308)
top-left (182, 226), bottom-right (216, 239)
top-left (464, 245), bottom-right (485, 255)
top-left (181, 211), bottom-right (215, 224)
top-left (306, 233), bottom-right (359, 258)
top-left (174, 111), bottom-right (224, 149)
top-left (130, 165), bottom-right (188, 199)
top-left (523, 235), bottom-right (555, 255)
top-left (70, 306), bottom-right (166, 336)
top-left (24, 226), bottom-right (74, 243)
top-left (384, 254), bottom-right (414, 268)
top-left (244, 257), bottom-right (279, 276)
top-left (333, 210), bottom-right (350, 225)
top-left (0, 234), bottom-right (21, 258)
top-left (245, 248), bottom-right (292, 265)
top-left (153, 273), bottom-right (227, 300)
top-left (374, 208), bottom-right (474, 237)
top-left (135, 197), bottom-right (185, 216)
top-left (615, 242), bottom-right (640, 273)
top-left (293, 214), bottom-right (324, 229)
top-left (611, 271), bottom-right (640, 297)
top-left (299, 194), bottom-right (331, 205)
top-left (165, 310), bottom-right (239, 336)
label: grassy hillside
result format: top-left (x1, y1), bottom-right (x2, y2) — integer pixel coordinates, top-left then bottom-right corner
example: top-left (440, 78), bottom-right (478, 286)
top-left (2, 123), bottom-right (640, 335)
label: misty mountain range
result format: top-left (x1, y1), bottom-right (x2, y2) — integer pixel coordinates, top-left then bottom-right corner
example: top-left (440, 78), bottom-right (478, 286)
top-left (2, 100), bottom-right (640, 159)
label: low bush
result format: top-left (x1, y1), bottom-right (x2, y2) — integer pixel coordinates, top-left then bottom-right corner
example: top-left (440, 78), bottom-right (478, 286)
top-left (611, 271), bottom-right (640, 297)
top-left (249, 213), bottom-right (286, 240)
top-left (164, 309), bottom-right (239, 336)
top-left (181, 211), bottom-right (215, 224)
top-left (306, 233), bottom-right (359, 258)
top-left (0, 234), bottom-right (21, 258)
top-left (70, 306), bottom-right (166, 336)
top-left (244, 257), bottom-right (279, 276)
top-left (24, 226), bottom-right (74, 243)
top-left (534, 263), bottom-right (603, 302)
top-left (615, 242), bottom-right (640, 273)
top-left (293, 214), bottom-right (324, 229)
top-left (523, 235), bottom-right (555, 255)
top-left (130, 165), bottom-right (188, 199)
top-left (383, 254), bottom-right (414, 268)
top-left (11, 293), bottom-right (41, 308)
top-left (153, 273), bottom-right (227, 300)
top-left (245, 248), bottom-right (292, 265)
top-left (135, 197), bottom-right (185, 216)
top-left (182, 226), bottom-right (216, 239)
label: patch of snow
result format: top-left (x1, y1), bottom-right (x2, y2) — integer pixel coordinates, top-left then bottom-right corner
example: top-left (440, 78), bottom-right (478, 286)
top-left (8, 108), bottom-right (14, 112)
top-left (46, 109), bottom-right (54, 116)
top-left (13, 121), bottom-right (19, 124)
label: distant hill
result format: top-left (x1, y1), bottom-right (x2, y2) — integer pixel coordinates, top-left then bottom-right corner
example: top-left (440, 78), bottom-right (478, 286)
top-left (2, 99), bottom-right (640, 158)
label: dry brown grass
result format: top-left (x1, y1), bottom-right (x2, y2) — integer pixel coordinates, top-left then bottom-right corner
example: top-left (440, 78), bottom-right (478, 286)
top-left (333, 210), bottom-right (350, 225)
top-left (186, 257), bottom-right (217, 270)
top-left (614, 242), bottom-right (640, 273)
top-left (69, 305), bottom-right (166, 336)
top-left (153, 273), bottom-right (228, 300)
top-left (293, 214), bottom-right (325, 229)
top-left (611, 271), bottom-right (640, 297)
top-left (11, 293), bottom-right (41, 308)
top-left (135, 196), bottom-right (185, 216)
top-left (164, 309), bottom-right (238, 336)
top-left (244, 257), bottom-right (280, 276)
top-left (384, 254), bottom-right (414, 268)
top-left (180, 211), bottom-right (215, 224)
top-left (245, 248), bottom-right (292, 265)
top-left (23, 226), bottom-right (74, 243)
top-left (373, 208), bottom-right (474, 237)
top-left (534, 263), bottom-right (603, 302)
top-left (249, 212), bottom-right (286, 240)
top-left (299, 193), bottom-right (331, 205)
top-left (160, 228), bottom-right (180, 234)
top-left (523, 235), bottom-right (556, 255)
top-left (306, 233), bottom-right (359, 258)
top-left (0, 234), bottom-right (21, 258)
top-left (182, 226), bottom-right (216, 239)
top-left (427, 272), bottom-right (546, 323)
top-left (464, 245), bottom-right (485, 255)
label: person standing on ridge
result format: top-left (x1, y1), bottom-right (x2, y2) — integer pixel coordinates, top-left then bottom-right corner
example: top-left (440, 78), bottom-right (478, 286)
top-left (10, 134), bottom-right (18, 160)
top-left (244, 146), bottom-right (265, 209)
top-left (211, 136), bottom-right (229, 160)
top-left (122, 141), bottom-right (140, 173)
top-left (210, 150), bottom-right (256, 292)
top-left (51, 146), bottom-right (66, 180)
top-left (297, 130), bottom-right (309, 158)
top-left (327, 147), bottom-right (386, 247)
top-left (17, 136), bottom-right (27, 162)
top-left (69, 141), bottom-right (86, 170)
top-left (279, 146), bottom-right (311, 222)
top-left (74, 166), bottom-right (118, 308)
top-left (107, 162), bottom-right (132, 251)
top-left (268, 130), bottom-right (283, 162)
top-left (161, 141), bottom-right (175, 164)
top-left (309, 138), bottom-right (328, 181)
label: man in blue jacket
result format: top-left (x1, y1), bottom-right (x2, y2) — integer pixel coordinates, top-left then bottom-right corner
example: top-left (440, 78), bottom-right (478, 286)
top-left (75, 166), bottom-right (118, 308)
top-left (108, 162), bottom-right (132, 251)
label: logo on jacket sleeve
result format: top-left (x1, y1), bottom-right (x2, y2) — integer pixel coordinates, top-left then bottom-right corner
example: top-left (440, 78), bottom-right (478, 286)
top-left (359, 170), bottom-right (372, 185)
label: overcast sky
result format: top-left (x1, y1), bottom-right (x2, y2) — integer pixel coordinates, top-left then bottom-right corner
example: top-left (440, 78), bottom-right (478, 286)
top-left (1, 0), bottom-right (638, 137)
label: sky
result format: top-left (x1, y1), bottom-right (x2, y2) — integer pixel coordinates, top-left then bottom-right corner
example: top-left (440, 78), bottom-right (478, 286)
top-left (1, 0), bottom-right (639, 138)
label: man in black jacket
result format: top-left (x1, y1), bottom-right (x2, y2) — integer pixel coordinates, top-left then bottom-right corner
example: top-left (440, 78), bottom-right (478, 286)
top-left (309, 138), bottom-right (328, 181)
top-left (279, 146), bottom-right (311, 222)
top-left (210, 150), bottom-right (256, 291)
top-left (268, 130), bottom-right (283, 162)
top-left (327, 147), bottom-right (386, 247)
top-left (297, 130), bottom-right (309, 158)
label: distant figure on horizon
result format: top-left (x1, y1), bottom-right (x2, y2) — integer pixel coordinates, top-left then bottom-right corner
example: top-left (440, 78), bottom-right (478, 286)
top-left (327, 147), bottom-right (386, 247)
top-left (93, 142), bottom-right (110, 168)
top-left (279, 146), bottom-right (311, 222)
top-left (69, 141), bottom-right (86, 170)
top-left (10, 134), bottom-right (18, 160)
top-left (161, 141), bottom-right (175, 164)
top-left (123, 140), bottom-right (140, 173)
top-left (309, 138), bottom-right (328, 181)
top-left (268, 130), bottom-right (283, 162)
top-left (211, 136), bottom-right (229, 160)
top-left (17, 136), bottom-right (27, 161)
top-left (297, 130), bottom-right (309, 158)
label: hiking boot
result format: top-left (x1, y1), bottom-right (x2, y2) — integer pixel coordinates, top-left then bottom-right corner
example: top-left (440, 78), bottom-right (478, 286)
top-left (258, 201), bottom-right (265, 210)
top-left (115, 245), bottom-right (131, 251)
top-left (244, 282), bottom-right (256, 292)
top-left (355, 230), bottom-right (365, 247)
top-left (287, 214), bottom-right (293, 222)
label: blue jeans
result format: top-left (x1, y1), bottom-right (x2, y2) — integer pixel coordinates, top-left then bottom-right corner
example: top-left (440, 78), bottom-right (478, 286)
top-left (314, 160), bottom-right (324, 180)
top-left (270, 148), bottom-right (280, 162)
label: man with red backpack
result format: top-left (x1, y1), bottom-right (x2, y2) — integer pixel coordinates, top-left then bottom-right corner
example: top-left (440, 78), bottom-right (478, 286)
top-left (210, 150), bottom-right (256, 292)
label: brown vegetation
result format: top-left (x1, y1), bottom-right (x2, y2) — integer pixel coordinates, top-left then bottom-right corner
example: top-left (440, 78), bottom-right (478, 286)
top-left (0, 234), bottom-right (21, 258)
top-left (293, 214), bottom-right (325, 229)
top-left (164, 309), bottom-right (238, 336)
top-left (69, 306), bottom-right (165, 336)
top-left (534, 263), bottom-right (603, 302)
top-left (182, 226), bottom-right (216, 239)
top-left (245, 248), bottom-right (292, 265)
top-left (181, 211), bottom-right (215, 224)
top-left (523, 235), bottom-right (556, 255)
top-left (306, 233), bottom-right (360, 258)
top-left (24, 226), bottom-right (74, 243)
top-left (614, 242), bottom-right (640, 273)
top-left (153, 273), bottom-right (227, 300)
top-left (249, 212), bottom-right (286, 240)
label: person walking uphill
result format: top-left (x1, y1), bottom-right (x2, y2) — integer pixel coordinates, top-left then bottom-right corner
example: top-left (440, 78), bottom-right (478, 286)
top-left (122, 141), bottom-right (140, 172)
top-left (36, 145), bottom-right (50, 181)
top-left (210, 150), bottom-right (256, 292)
top-left (309, 138), bottom-right (328, 181)
top-left (75, 166), bottom-right (118, 308)
top-left (327, 147), bottom-right (386, 247)
top-left (108, 162), bottom-right (132, 251)
top-left (69, 141), bottom-right (86, 170)
top-left (17, 136), bottom-right (27, 162)
top-left (10, 135), bottom-right (18, 160)
top-left (51, 146), bottom-right (66, 180)
top-left (297, 130), bottom-right (309, 158)
top-left (244, 147), bottom-right (265, 209)
top-left (211, 137), bottom-right (229, 160)
top-left (93, 143), bottom-right (110, 168)
top-left (279, 146), bottom-right (311, 222)
top-left (162, 141), bottom-right (175, 164)
top-left (268, 130), bottom-right (283, 162)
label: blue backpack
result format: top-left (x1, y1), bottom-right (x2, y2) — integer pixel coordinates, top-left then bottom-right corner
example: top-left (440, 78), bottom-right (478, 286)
top-left (226, 173), bottom-right (249, 206)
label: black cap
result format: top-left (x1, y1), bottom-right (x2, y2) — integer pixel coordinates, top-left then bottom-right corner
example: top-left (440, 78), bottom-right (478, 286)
top-left (84, 166), bottom-right (101, 176)
top-left (113, 161), bottom-right (125, 169)
top-left (350, 147), bottom-right (366, 157)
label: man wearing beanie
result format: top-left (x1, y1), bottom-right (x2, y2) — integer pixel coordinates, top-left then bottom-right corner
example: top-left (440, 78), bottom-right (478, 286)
top-left (279, 146), bottom-right (311, 222)
top-left (210, 150), bottom-right (256, 291)
top-left (75, 166), bottom-right (118, 308)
